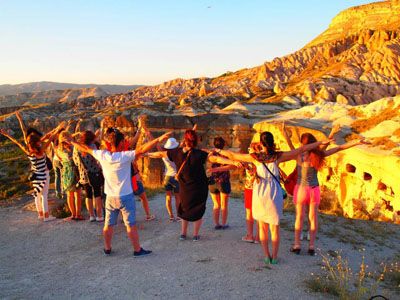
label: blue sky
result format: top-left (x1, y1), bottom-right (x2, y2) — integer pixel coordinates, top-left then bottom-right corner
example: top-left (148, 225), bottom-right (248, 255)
top-left (0, 0), bottom-right (373, 85)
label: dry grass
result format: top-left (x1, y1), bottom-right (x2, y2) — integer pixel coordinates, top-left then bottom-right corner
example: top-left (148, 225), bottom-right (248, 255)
top-left (305, 251), bottom-right (386, 299)
top-left (351, 103), bottom-right (397, 134)
top-left (370, 136), bottom-right (398, 150)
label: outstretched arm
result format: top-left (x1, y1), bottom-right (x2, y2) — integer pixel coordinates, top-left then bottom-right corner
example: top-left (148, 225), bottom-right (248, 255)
top-left (0, 129), bottom-right (29, 155)
top-left (321, 124), bottom-right (340, 151)
top-left (71, 141), bottom-right (94, 156)
top-left (217, 149), bottom-right (254, 163)
top-left (281, 122), bottom-right (295, 150)
top-left (145, 151), bottom-right (167, 159)
top-left (323, 139), bottom-right (365, 157)
top-left (15, 111), bottom-right (28, 145)
top-left (278, 140), bottom-right (330, 163)
top-left (135, 132), bottom-right (172, 157)
top-left (208, 154), bottom-right (243, 168)
top-left (208, 165), bottom-right (237, 173)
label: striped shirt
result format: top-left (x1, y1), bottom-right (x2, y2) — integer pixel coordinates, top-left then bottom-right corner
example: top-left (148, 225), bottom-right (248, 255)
top-left (27, 154), bottom-right (47, 180)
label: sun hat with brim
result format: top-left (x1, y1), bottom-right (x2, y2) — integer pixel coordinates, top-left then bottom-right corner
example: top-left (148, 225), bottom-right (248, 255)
top-left (164, 137), bottom-right (179, 150)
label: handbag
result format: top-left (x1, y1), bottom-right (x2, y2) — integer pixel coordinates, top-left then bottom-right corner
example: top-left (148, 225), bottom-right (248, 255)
top-left (262, 163), bottom-right (288, 200)
top-left (283, 167), bottom-right (298, 196)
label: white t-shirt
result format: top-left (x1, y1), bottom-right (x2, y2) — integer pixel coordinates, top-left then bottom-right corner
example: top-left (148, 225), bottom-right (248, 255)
top-left (92, 150), bottom-right (136, 197)
top-left (162, 157), bottom-right (177, 177)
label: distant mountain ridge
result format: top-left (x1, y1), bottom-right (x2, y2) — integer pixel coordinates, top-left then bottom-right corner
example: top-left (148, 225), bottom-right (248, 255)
top-left (0, 81), bottom-right (142, 96)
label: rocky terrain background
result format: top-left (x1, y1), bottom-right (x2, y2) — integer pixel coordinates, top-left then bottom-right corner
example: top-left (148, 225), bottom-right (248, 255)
top-left (1, 1), bottom-right (400, 223)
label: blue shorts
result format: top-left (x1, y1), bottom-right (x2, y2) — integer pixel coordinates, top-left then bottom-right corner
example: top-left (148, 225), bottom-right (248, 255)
top-left (209, 181), bottom-right (231, 194)
top-left (133, 180), bottom-right (145, 196)
top-left (164, 176), bottom-right (180, 193)
top-left (105, 193), bottom-right (136, 227)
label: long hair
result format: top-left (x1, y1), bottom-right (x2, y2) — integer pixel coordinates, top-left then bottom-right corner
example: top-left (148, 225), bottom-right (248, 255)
top-left (27, 133), bottom-right (42, 153)
top-left (260, 131), bottom-right (276, 154)
top-left (81, 130), bottom-right (96, 146)
top-left (184, 129), bottom-right (197, 149)
top-left (105, 127), bottom-right (124, 149)
top-left (300, 133), bottom-right (325, 170)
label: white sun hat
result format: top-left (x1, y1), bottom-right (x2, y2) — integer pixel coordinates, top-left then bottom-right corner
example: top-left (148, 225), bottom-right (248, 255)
top-left (163, 137), bottom-right (179, 150)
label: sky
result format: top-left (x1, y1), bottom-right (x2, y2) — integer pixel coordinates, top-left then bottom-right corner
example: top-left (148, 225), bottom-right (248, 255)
top-left (0, 0), bottom-right (374, 86)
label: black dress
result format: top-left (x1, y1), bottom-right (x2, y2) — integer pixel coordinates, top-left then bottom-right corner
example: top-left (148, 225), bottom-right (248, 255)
top-left (167, 148), bottom-right (209, 221)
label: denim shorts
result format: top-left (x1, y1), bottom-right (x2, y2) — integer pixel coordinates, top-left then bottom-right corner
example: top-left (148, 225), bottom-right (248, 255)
top-left (163, 176), bottom-right (180, 193)
top-left (105, 193), bottom-right (136, 226)
top-left (133, 180), bottom-right (145, 196)
top-left (209, 181), bottom-right (231, 194)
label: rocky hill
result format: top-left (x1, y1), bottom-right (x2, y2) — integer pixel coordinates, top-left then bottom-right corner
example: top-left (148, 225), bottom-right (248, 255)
top-left (0, 87), bottom-right (108, 107)
top-left (1, 1), bottom-right (400, 223)
top-left (0, 81), bottom-right (141, 97)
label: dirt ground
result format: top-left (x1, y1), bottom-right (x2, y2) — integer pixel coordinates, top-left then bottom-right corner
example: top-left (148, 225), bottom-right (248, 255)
top-left (0, 192), bottom-right (398, 300)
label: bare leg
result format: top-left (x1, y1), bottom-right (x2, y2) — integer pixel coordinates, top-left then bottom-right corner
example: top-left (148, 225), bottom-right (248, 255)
top-left (95, 196), bottom-right (103, 218)
top-left (294, 203), bottom-right (305, 248)
top-left (75, 189), bottom-right (82, 217)
top-left (220, 193), bottom-right (230, 226)
top-left (270, 224), bottom-right (280, 259)
top-left (126, 225), bottom-right (141, 252)
top-left (259, 221), bottom-right (271, 259)
top-left (103, 225), bottom-right (114, 250)
top-left (139, 192), bottom-right (152, 217)
top-left (193, 219), bottom-right (203, 236)
top-left (67, 191), bottom-right (76, 217)
top-left (165, 191), bottom-right (173, 218)
top-left (210, 193), bottom-right (221, 226)
top-left (309, 203), bottom-right (319, 250)
top-left (181, 219), bottom-right (189, 236)
top-left (86, 197), bottom-right (94, 217)
top-left (245, 208), bottom-right (254, 239)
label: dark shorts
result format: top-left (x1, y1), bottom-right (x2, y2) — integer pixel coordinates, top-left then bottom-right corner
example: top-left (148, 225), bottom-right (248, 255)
top-left (133, 180), bottom-right (145, 196)
top-left (84, 172), bottom-right (104, 199)
top-left (209, 181), bottom-right (231, 194)
top-left (163, 176), bottom-right (180, 193)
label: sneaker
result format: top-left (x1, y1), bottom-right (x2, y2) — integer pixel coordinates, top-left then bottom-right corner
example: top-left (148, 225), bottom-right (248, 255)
top-left (103, 248), bottom-right (112, 256)
top-left (307, 231), bottom-right (311, 241)
top-left (133, 248), bottom-right (152, 257)
top-left (145, 215), bottom-right (155, 221)
top-left (44, 216), bottom-right (56, 222)
top-left (214, 225), bottom-right (222, 230)
top-left (270, 258), bottom-right (278, 265)
top-left (263, 257), bottom-right (271, 265)
top-left (241, 236), bottom-right (254, 243)
top-left (222, 224), bottom-right (230, 230)
top-left (179, 234), bottom-right (186, 241)
top-left (96, 217), bottom-right (104, 222)
top-left (192, 235), bottom-right (200, 242)
top-left (89, 216), bottom-right (96, 222)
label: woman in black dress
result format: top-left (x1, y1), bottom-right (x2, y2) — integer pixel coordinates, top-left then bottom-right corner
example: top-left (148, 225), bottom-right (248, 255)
top-left (166, 129), bottom-right (241, 241)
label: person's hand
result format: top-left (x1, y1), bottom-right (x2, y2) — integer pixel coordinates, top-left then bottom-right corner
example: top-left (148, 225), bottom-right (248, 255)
top-left (233, 161), bottom-right (243, 168)
top-left (329, 124), bottom-right (340, 138)
top-left (321, 139), bottom-right (333, 146)
top-left (158, 131), bottom-right (173, 143)
top-left (192, 124), bottom-right (198, 131)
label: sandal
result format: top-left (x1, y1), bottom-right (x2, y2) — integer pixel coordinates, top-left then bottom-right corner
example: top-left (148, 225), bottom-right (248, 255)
top-left (290, 246), bottom-right (301, 255)
top-left (145, 215), bottom-right (155, 221)
top-left (74, 215), bottom-right (85, 221)
top-left (169, 216), bottom-right (176, 222)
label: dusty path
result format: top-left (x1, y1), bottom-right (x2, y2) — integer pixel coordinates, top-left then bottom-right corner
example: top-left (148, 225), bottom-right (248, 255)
top-left (0, 193), bottom-right (398, 299)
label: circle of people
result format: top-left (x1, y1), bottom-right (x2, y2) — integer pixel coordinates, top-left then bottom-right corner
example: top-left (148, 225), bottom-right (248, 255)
top-left (0, 112), bottom-right (365, 262)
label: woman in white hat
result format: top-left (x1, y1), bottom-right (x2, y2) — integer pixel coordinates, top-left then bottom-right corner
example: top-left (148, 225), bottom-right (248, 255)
top-left (146, 137), bottom-right (181, 221)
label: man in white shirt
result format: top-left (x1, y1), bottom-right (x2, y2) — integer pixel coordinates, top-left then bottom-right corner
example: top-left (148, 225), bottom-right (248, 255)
top-left (72, 128), bottom-right (171, 257)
